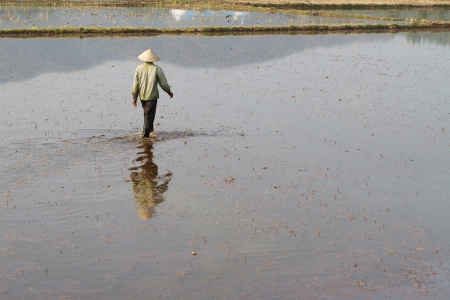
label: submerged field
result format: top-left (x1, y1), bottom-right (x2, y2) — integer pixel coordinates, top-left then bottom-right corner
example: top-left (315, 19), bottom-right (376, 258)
top-left (1, 1), bottom-right (450, 299)
top-left (0, 5), bottom-right (411, 30)
top-left (1, 33), bottom-right (450, 299)
top-left (2, 1), bottom-right (450, 35)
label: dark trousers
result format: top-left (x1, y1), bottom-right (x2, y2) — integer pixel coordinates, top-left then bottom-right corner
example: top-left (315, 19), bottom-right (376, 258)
top-left (141, 100), bottom-right (158, 138)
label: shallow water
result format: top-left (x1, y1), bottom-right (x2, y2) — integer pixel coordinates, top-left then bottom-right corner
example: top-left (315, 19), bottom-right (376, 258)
top-left (1, 33), bottom-right (450, 299)
top-left (326, 8), bottom-right (450, 21)
top-left (0, 6), bottom-right (407, 29)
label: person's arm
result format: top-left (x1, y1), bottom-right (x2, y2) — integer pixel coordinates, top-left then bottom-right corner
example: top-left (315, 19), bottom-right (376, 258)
top-left (131, 69), bottom-right (140, 106)
top-left (156, 67), bottom-right (173, 98)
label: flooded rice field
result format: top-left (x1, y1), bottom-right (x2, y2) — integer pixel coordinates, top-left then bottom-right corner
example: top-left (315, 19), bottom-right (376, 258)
top-left (0, 6), bottom-right (411, 29)
top-left (1, 33), bottom-right (450, 299)
top-left (327, 8), bottom-right (450, 21)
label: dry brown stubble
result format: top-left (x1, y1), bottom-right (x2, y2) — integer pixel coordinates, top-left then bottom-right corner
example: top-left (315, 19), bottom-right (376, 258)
top-left (218, 0), bottom-right (450, 5)
top-left (1, 0), bottom-right (450, 5)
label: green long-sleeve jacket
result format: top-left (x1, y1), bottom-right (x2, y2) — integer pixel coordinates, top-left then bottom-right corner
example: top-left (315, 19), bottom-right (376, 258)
top-left (132, 62), bottom-right (171, 101)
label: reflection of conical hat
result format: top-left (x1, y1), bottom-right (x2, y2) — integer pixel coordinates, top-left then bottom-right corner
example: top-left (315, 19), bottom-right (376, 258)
top-left (137, 209), bottom-right (153, 220)
top-left (138, 49), bottom-right (160, 62)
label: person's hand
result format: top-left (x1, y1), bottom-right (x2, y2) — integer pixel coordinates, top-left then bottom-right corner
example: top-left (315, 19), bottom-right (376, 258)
top-left (169, 92), bottom-right (173, 99)
top-left (132, 98), bottom-right (137, 107)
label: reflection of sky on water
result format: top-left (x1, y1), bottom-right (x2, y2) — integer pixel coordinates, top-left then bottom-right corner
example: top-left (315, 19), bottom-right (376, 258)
top-left (1, 32), bottom-right (449, 85)
top-left (170, 9), bottom-right (187, 22)
top-left (403, 31), bottom-right (450, 47)
top-left (169, 9), bottom-right (248, 26)
top-left (0, 6), bottom-right (404, 29)
top-left (0, 34), bottom-right (394, 84)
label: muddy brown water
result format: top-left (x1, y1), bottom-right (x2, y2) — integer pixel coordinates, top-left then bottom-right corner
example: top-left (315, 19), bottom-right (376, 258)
top-left (1, 33), bottom-right (450, 299)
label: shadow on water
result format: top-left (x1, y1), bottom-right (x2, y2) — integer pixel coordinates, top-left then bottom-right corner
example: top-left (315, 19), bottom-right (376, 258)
top-left (129, 140), bottom-right (171, 220)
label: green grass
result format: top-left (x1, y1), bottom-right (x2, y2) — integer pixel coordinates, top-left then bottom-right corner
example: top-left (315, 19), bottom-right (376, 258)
top-left (1, 22), bottom-right (450, 37)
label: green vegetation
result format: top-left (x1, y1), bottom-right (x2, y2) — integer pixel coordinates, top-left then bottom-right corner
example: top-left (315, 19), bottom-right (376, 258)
top-left (1, 0), bottom-right (450, 37)
top-left (1, 22), bottom-right (450, 37)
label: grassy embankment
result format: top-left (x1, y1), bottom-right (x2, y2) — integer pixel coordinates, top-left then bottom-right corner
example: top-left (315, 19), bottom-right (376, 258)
top-left (2, 22), bottom-right (450, 37)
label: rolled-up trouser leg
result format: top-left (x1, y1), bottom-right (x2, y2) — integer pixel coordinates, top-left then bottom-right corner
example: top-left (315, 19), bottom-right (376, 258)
top-left (140, 100), bottom-right (158, 138)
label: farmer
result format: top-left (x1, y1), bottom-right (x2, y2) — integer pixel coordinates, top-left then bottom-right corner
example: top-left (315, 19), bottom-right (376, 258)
top-left (132, 48), bottom-right (173, 138)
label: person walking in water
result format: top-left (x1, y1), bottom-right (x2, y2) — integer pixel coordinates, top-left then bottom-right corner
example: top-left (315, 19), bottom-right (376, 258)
top-left (132, 48), bottom-right (173, 138)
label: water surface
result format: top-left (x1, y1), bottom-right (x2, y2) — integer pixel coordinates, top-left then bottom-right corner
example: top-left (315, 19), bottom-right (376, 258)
top-left (1, 33), bottom-right (449, 299)
top-left (326, 8), bottom-right (450, 21)
top-left (0, 6), bottom-right (407, 29)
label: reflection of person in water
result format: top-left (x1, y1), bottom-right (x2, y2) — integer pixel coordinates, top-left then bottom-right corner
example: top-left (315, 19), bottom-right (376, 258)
top-left (130, 141), bottom-right (171, 220)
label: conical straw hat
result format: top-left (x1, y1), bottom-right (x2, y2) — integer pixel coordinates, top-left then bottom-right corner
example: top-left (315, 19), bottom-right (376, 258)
top-left (138, 49), bottom-right (160, 62)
